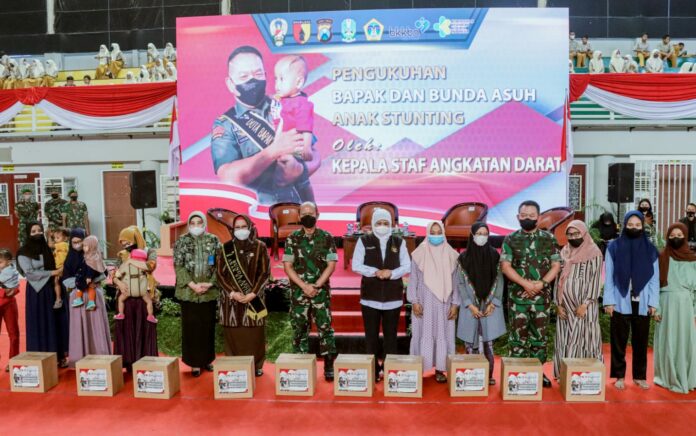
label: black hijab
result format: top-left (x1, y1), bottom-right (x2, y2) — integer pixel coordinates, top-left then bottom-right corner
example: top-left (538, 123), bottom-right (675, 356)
top-left (595, 212), bottom-right (618, 241)
top-left (17, 222), bottom-right (56, 271)
top-left (62, 227), bottom-right (86, 279)
top-left (458, 222), bottom-right (499, 301)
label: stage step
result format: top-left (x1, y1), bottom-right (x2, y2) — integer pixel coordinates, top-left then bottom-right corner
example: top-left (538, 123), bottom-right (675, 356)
top-left (310, 310), bottom-right (408, 334)
top-left (328, 289), bottom-right (362, 311)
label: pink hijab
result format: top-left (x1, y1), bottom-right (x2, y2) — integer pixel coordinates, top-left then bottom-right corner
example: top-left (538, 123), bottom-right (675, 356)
top-left (557, 220), bottom-right (602, 305)
top-left (411, 221), bottom-right (459, 302)
top-left (83, 235), bottom-right (106, 273)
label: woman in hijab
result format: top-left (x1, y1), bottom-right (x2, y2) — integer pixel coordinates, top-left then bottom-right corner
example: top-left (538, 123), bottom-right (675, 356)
top-left (604, 211), bottom-right (659, 390)
top-left (94, 44), bottom-right (110, 79)
top-left (165, 63), bottom-right (177, 81)
top-left (352, 208), bottom-right (411, 381)
top-left (217, 214), bottom-right (270, 376)
top-left (42, 60), bottom-right (59, 87)
top-left (553, 221), bottom-right (603, 380)
top-left (125, 71), bottom-right (137, 84)
top-left (174, 211), bottom-right (221, 377)
top-left (609, 49), bottom-right (625, 73)
top-left (653, 223), bottom-right (696, 393)
top-left (146, 43), bottom-right (160, 71)
top-left (592, 211), bottom-right (619, 255)
top-left (62, 229), bottom-right (111, 367)
top-left (138, 65), bottom-right (151, 83)
top-left (623, 54), bottom-right (639, 73)
top-left (638, 198), bottom-right (657, 243)
top-left (589, 50), bottom-right (605, 74)
top-left (456, 222), bottom-right (505, 385)
top-left (109, 43), bottom-right (125, 78)
top-left (163, 42), bottom-right (177, 63)
top-left (679, 62), bottom-right (694, 73)
top-left (17, 222), bottom-right (69, 367)
top-left (112, 225), bottom-right (158, 371)
top-left (408, 221), bottom-right (461, 383)
top-left (646, 49), bottom-right (665, 73)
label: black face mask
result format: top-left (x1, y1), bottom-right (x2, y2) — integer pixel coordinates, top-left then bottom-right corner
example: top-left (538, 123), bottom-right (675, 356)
top-left (687, 212), bottom-right (695, 218)
top-left (51, 193), bottom-right (59, 199)
top-left (124, 244), bottom-right (136, 253)
top-left (669, 237), bottom-right (685, 249)
top-left (30, 233), bottom-right (44, 241)
top-left (567, 238), bottom-right (583, 248)
top-left (300, 215), bottom-right (317, 229)
top-left (519, 219), bottom-right (537, 231)
top-left (70, 196), bottom-right (78, 201)
top-left (639, 206), bottom-right (650, 213)
top-left (625, 228), bottom-right (643, 239)
top-left (234, 78), bottom-right (266, 107)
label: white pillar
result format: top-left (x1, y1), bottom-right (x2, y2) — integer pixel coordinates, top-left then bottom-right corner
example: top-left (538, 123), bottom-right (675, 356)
top-left (47, 0), bottom-right (55, 34)
top-left (537, 0), bottom-right (548, 7)
top-left (221, 0), bottom-right (231, 15)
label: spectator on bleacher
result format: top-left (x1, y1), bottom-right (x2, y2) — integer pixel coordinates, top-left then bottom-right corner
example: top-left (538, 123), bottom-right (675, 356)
top-left (94, 44), bottom-right (110, 79)
top-left (609, 49), bottom-right (625, 73)
top-left (16, 59), bottom-right (30, 88)
top-left (42, 60), bottom-right (58, 87)
top-left (109, 43), bottom-right (125, 78)
top-left (165, 63), bottom-right (177, 81)
top-left (676, 42), bottom-right (688, 59)
top-left (568, 32), bottom-right (578, 66)
top-left (152, 58), bottom-right (168, 81)
top-left (645, 49), bottom-right (664, 73)
top-left (0, 57), bottom-right (7, 89)
top-left (633, 33), bottom-right (651, 67)
top-left (146, 43), bottom-right (160, 71)
top-left (138, 65), bottom-right (151, 83)
top-left (588, 51), bottom-right (604, 74)
top-left (125, 71), bottom-right (137, 84)
top-left (6, 59), bottom-right (21, 89)
top-left (64, 75), bottom-right (76, 87)
top-left (679, 62), bottom-right (694, 73)
top-left (657, 34), bottom-right (678, 68)
top-left (623, 54), bottom-right (639, 73)
top-left (82, 75), bottom-right (91, 86)
top-left (576, 35), bottom-right (592, 68)
top-left (25, 59), bottom-right (44, 88)
top-left (164, 42), bottom-right (176, 64)
top-left (568, 59), bottom-right (574, 74)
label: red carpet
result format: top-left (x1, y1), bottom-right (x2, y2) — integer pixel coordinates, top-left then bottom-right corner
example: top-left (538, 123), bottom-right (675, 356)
top-left (2, 282), bottom-right (695, 435)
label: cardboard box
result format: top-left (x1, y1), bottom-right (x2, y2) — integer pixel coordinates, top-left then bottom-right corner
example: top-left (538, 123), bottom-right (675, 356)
top-left (275, 353), bottom-right (316, 397)
top-left (132, 356), bottom-right (180, 399)
top-left (447, 354), bottom-right (489, 397)
top-left (75, 355), bottom-right (124, 397)
top-left (214, 356), bottom-right (255, 399)
top-left (500, 357), bottom-right (543, 401)
top-left (9, 352), bottom-right (58, 393)
top-left (384, 354), bottom-right (423, 398)
top-left (334, 354), bottom-right (374, 397)
top-left (560, 358), bottom-right (606, 402)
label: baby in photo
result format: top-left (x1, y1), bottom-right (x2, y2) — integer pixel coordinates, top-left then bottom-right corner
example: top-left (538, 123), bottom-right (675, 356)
top-left (52, 228), bottom-right (69, 309)
top-left (114, 248), bottom-right (157, 323)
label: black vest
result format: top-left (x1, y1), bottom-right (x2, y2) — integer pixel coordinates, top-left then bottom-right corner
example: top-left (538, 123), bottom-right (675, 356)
top-left (360, 234), bottom-right (404, 303)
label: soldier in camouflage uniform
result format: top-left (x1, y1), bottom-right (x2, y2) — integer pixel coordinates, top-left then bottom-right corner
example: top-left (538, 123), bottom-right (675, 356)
top-left (44, 188), bottom-right (67, 240)
top-left (14, 188), bottom-right (39, 246)
top-left (283, 201), bottom-right (338, 381)
top-left (61, 189), bottom-right (90, 233)
top-left (500, 200), bottom-right (561, 388)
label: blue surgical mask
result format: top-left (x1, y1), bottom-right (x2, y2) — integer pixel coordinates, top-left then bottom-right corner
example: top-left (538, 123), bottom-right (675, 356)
top-left (428, 235), bottom-right (445, 246)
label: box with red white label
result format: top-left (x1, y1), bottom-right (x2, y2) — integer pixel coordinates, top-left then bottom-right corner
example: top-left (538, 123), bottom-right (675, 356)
top-left (334, 354), bottom-right (374, 397)
top-left (214, 356), bottom-right (255, 399)
top-left (275, 353), bottom-right (316, 397)
top-left (9, 352), bottom-right (58, 393)
top-left (501, 357), bottom-right (543, 401)
top-left (384, 354), bottom-right (423, 398)
top-left (132, 356), bottom-right (180, 399)
top-left (560, 358), bottom-right (606, 402)
top-left (75, 355), bottom-right (124, 397)
top-left (447, 354), bottom-right (489, 397)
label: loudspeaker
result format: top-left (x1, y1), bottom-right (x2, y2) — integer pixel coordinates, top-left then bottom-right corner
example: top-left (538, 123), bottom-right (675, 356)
top-left (608, 163), bottom-right (634, 203)
top-left (129, 170), bottom-right (157, 209)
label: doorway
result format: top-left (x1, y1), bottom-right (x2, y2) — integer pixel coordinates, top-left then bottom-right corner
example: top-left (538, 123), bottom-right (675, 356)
top-left (103, 171), bottom-right (136, 258)
top-left (0, 172), bottom-right (41, 255)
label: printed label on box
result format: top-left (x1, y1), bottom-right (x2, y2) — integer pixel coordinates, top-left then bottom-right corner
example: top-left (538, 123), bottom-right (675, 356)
top-left (218, 370), bottom-right (249, 394)
top-left (387, 369), bottom-right (418, 393)
top-left (12, 365), bottom-right (40, 388)
top-left (337, 368), bottom-right (368, 392)
top-left (278, 368), bottom-right (309, 392)
top-left (78, 368), bottom-right (108, 391)
top-left (454, 367), bottom-right (486, 391)
top-left (570, 371), bottom-right (602, 395)
top-left (506, 371), bottom-right (538, 396)
top-left (135, 370), bottom-right (165, 394)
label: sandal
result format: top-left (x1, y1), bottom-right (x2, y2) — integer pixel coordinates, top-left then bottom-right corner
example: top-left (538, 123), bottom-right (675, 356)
top-left (58, 359), bottom-right (69, 369)
top-left (635, 379), bottom-right (650, 390)
top-left (489, 378), bottom-right (496, 386)
top-left (614, 378), bottom-right (625, 390)
top-left (435, 371), bottom-right (447, 383)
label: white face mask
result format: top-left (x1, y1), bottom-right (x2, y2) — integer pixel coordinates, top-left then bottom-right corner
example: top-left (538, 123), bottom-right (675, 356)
top-left (234, 229), bottom-right (250, 241)
top-left (373, 225), bottom-right (391, 237)
top-left (569, 34), bottom-right (575, 40)
top-left (189, 226), bottom-right (205, 237)
top-left (473, 235), bottom-right (488, 247)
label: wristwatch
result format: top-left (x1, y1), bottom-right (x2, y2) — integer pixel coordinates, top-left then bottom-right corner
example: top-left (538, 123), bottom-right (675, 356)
top-left (541, 279), bottom-right (549, 288)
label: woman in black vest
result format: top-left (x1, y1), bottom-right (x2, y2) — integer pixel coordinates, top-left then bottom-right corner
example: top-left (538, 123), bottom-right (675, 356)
top-left (352, 208), bottom-right (411, 381)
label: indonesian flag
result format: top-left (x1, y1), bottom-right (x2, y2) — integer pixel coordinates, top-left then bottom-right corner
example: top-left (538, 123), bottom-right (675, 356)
top-left (168, 100), bottom-right (181, 177)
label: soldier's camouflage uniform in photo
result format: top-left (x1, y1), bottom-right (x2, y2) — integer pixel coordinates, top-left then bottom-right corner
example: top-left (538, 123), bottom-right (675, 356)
top-left (14, 198), bottom-right (39, 246)
top-left (501, 229), bottom-right (560, 363)
top-left (44, 197), bottom-right (67, 232)
top-left (283, 228), bottom-right (338, 356)
top-left (62, 201), bottom-right (88, 229)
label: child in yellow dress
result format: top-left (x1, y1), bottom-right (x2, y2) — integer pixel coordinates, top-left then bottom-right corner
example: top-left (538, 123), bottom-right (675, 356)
top-left (52, 228), bottom-right (70, 309)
